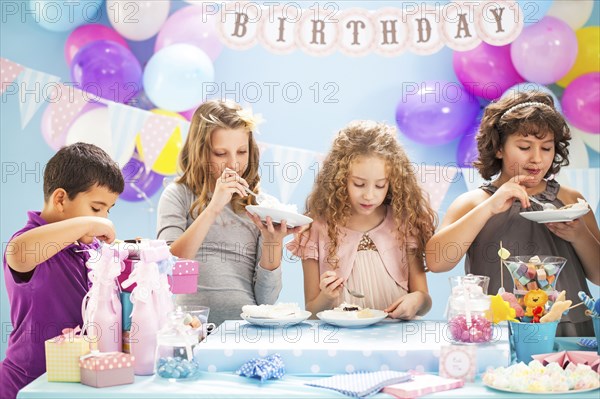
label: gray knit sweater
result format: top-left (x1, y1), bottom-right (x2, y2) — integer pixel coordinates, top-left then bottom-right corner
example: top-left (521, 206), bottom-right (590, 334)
top-left (157, 182), bottom-right (282, 326)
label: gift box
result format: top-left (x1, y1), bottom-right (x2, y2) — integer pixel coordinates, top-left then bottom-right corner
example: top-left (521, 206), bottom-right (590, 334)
top-left (193, 320), bottom-right (510, 375)
top-left (45, 327), bottom-right (91, 382)
top-left (169, 260), bottom-right (199, 294)
top-left (117, 259), bottom-right (139, 292)
top-left (120, 292), bottom-right (133, 331)
top-left (80, 351), bottom-right (135, 388)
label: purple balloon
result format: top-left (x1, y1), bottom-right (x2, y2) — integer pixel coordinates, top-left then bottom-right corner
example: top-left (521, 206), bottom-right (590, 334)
top-left (71, 40), bottom-right (142, 103)
top-left (120, 157), bottom-right (165, 202)
top-left (510, 17), bottom-right (578, 84)
top-left (154, 6), bottom-right (223, 60)
top-left (453, 43), bottom-right (525, 101)
top-left (457, 118), bottom-right (482, 167)
top-left (396, 81), bottom-right (480, 145)
top-left (562, 72), bottom-right (600, 134)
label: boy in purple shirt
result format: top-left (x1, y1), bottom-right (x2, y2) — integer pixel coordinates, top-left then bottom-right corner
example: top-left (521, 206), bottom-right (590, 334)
top-left (0, 143), bottom-right (124, 399)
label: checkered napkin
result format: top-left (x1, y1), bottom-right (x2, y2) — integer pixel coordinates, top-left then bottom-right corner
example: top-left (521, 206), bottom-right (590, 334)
top-left (237, 353), bottom-right (285, 382)
top-left (306, 370), bottom-right (412, 397)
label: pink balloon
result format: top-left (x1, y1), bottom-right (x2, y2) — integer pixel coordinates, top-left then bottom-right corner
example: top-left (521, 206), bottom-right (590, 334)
top-left (154, 6), bottom-right (223, 60)
top-left (453, 43), bottom-right (525, 101)
top-left (510, 17), bottom-right (578, 84)
top-left (562, 72), bottom-right (600, 134)
top-left (65, 24), bottom-right (129, 66)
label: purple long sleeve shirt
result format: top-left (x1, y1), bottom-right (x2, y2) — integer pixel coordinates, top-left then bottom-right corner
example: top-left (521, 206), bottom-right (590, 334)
top-left (0, 211), bottom-right (97, 399)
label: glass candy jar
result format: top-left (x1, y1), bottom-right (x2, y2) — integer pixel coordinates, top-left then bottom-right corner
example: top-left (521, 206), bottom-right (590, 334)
top-left (447, 275), bottom-right (493, 344)
top-left (154, 308), bottom-right (203, 380)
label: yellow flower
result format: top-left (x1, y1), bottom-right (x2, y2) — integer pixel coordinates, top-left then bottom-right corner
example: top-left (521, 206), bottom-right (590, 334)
top-left (236, 108), bottom-right (265, 133)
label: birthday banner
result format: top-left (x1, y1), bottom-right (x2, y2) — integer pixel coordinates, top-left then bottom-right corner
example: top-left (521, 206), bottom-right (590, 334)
top-left (216, 0), bottom-right (524, 56)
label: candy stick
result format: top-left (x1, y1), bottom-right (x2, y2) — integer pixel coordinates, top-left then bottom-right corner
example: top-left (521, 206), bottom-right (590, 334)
top-left (497, 241), bottom-right (510, 294)
top-left (567, 302), bottom-right (585, 311)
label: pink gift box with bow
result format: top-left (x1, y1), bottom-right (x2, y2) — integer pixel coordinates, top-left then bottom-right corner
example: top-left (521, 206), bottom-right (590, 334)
top-left (169, 260), bottom-right (199, 294)
top-left (80, 351), bottom-right (135, 388)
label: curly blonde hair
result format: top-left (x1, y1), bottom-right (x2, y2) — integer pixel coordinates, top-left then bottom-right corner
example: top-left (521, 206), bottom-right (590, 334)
top-left (177, 100), bottom-right (261, 218)
top-left (305, 120), bottom-right (437, 268)
top-left (474, 90), bottom-right (571, 180)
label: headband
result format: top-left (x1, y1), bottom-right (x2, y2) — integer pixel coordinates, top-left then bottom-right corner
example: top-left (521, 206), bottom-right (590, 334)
top-left (501, 101), bottom-right (554, 118)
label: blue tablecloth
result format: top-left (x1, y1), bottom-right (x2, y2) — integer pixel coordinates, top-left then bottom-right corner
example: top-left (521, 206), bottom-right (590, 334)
top-left (18, 338), bottom-right (598, 398)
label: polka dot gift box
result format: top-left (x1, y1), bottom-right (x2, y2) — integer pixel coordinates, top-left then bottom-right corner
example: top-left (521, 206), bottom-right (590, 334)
top-left (193, 320), bottom-right (510, 375)
top-left (169, 260), bottom-right (200, 294)
top-left (79, 351), bottom-right (135, 388)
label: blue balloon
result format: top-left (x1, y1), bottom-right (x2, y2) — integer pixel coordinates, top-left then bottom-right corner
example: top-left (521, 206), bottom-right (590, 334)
top-left (396, 81), bottom-right (480, 146)
top-left (518, 0), bottom-right (554, 26)
top-left (502, 82), bottom-right (562, 112)
top-left (30, 0), bottom-right (104, 32)
top-left (144, 44), bottom-right (215, 112)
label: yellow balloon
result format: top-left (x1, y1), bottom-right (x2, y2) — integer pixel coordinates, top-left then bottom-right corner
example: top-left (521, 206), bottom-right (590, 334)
top-left (557, 26), bottom-right (600, 88)
top-left (136, 109), bottom-right (185, 175)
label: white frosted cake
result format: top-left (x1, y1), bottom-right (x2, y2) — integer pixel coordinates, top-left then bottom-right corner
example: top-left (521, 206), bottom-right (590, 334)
top-left (321, 302), bottom-right (376, 319)
top-left (241, 303), bottom-right (303, 319)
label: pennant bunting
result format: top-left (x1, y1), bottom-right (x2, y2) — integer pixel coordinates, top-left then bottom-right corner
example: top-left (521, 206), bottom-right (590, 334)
top-left (417, 165), bottom-right (458, 213)
top-left (270, 144), bottom-right (316, 204)
top-left (17, 67), bottom-right (61, 129)
top-left (47, 84), bottom-right (89, 143)
top-left (108, 102), bottom-right (150, 167)
top-left (138, 113), bottom-right (180, 172)
top-left (1, 57), bottom-right (25, 94)
top-left (557, 168), bottom-right (600, 211)
top-left (461, 168), bottom-right (488, 193)
top-left (178, 119), bottom-right (191, 143)
top-left (257, 141), bottom-right (270, 157)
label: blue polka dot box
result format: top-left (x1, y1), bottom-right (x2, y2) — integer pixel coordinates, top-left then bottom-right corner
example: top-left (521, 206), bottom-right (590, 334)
top-left (192, 320), bottom-right (510, 375)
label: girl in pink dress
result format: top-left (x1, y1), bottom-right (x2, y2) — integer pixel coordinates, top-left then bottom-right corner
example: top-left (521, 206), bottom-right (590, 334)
top-left (287, 121), bottom-right (436, 318)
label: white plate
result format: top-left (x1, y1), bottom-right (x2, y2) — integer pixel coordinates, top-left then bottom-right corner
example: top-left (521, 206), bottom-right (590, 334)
top-left (484, 382), bottom-right (599, 395)
top-left (519, 207), bottom-right (590, 223)
top-left (316, 310), bottom-right (388, 328)
top-left (240, 310), bottom-right (312, 327)
top-left (246, 205), bottom-right (313, 228)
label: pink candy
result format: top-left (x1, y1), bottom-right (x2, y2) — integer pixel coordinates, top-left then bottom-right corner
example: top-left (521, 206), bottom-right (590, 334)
top-left (448, 314), bottom-right (492, 343)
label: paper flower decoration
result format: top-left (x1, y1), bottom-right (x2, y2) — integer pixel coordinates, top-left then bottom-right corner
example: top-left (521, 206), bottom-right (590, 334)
top-left (532, 351), bottom-right (600, 374)
top-left (236, 107), bottom-right (265, 133)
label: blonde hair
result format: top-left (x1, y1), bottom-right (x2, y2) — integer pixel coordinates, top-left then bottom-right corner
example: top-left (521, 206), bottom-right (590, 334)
top-left (305, 120), bottom-right (437, 268)
top-left (177, 100), bottom-right (260, 217)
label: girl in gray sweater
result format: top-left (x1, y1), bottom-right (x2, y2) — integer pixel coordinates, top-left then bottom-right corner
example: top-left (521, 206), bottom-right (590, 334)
top-left (157, 100), bottom-right (302, 326)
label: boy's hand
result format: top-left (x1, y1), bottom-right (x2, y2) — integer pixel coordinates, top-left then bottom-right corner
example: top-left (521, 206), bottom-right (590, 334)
top-left (79, 217), bottom-right (116, 244)
top-left (385, 291), bottom-right (426, 320)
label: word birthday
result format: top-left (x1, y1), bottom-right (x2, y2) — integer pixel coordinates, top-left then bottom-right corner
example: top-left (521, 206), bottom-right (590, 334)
top-left (216, 1), bottom-right (525, 56)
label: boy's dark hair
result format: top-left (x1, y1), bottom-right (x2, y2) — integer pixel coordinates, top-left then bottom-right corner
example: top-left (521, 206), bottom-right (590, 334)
top-left (474, 90), bottom-right (571, 180)
top-left (43, 142), bottom-right (125, 201)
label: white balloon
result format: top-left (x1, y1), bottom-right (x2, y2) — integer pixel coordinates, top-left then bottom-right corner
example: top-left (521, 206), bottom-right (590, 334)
top-left (547, 0), bottom-right (594, 30)
top-left (107, 0), bottom-right (170, 41)
top-left (65, 107), bottom-right (113, 158)
top-left (570, 124), bottom-right (600, 153)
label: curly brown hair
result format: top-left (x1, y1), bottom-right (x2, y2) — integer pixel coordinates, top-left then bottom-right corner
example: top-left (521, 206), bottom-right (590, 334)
top-left (177, 100), bottom-right (260, 218)
top-left (305, 120), bottom-right (437, 268)
top-left (474, 90), bottom-right (571, 180)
